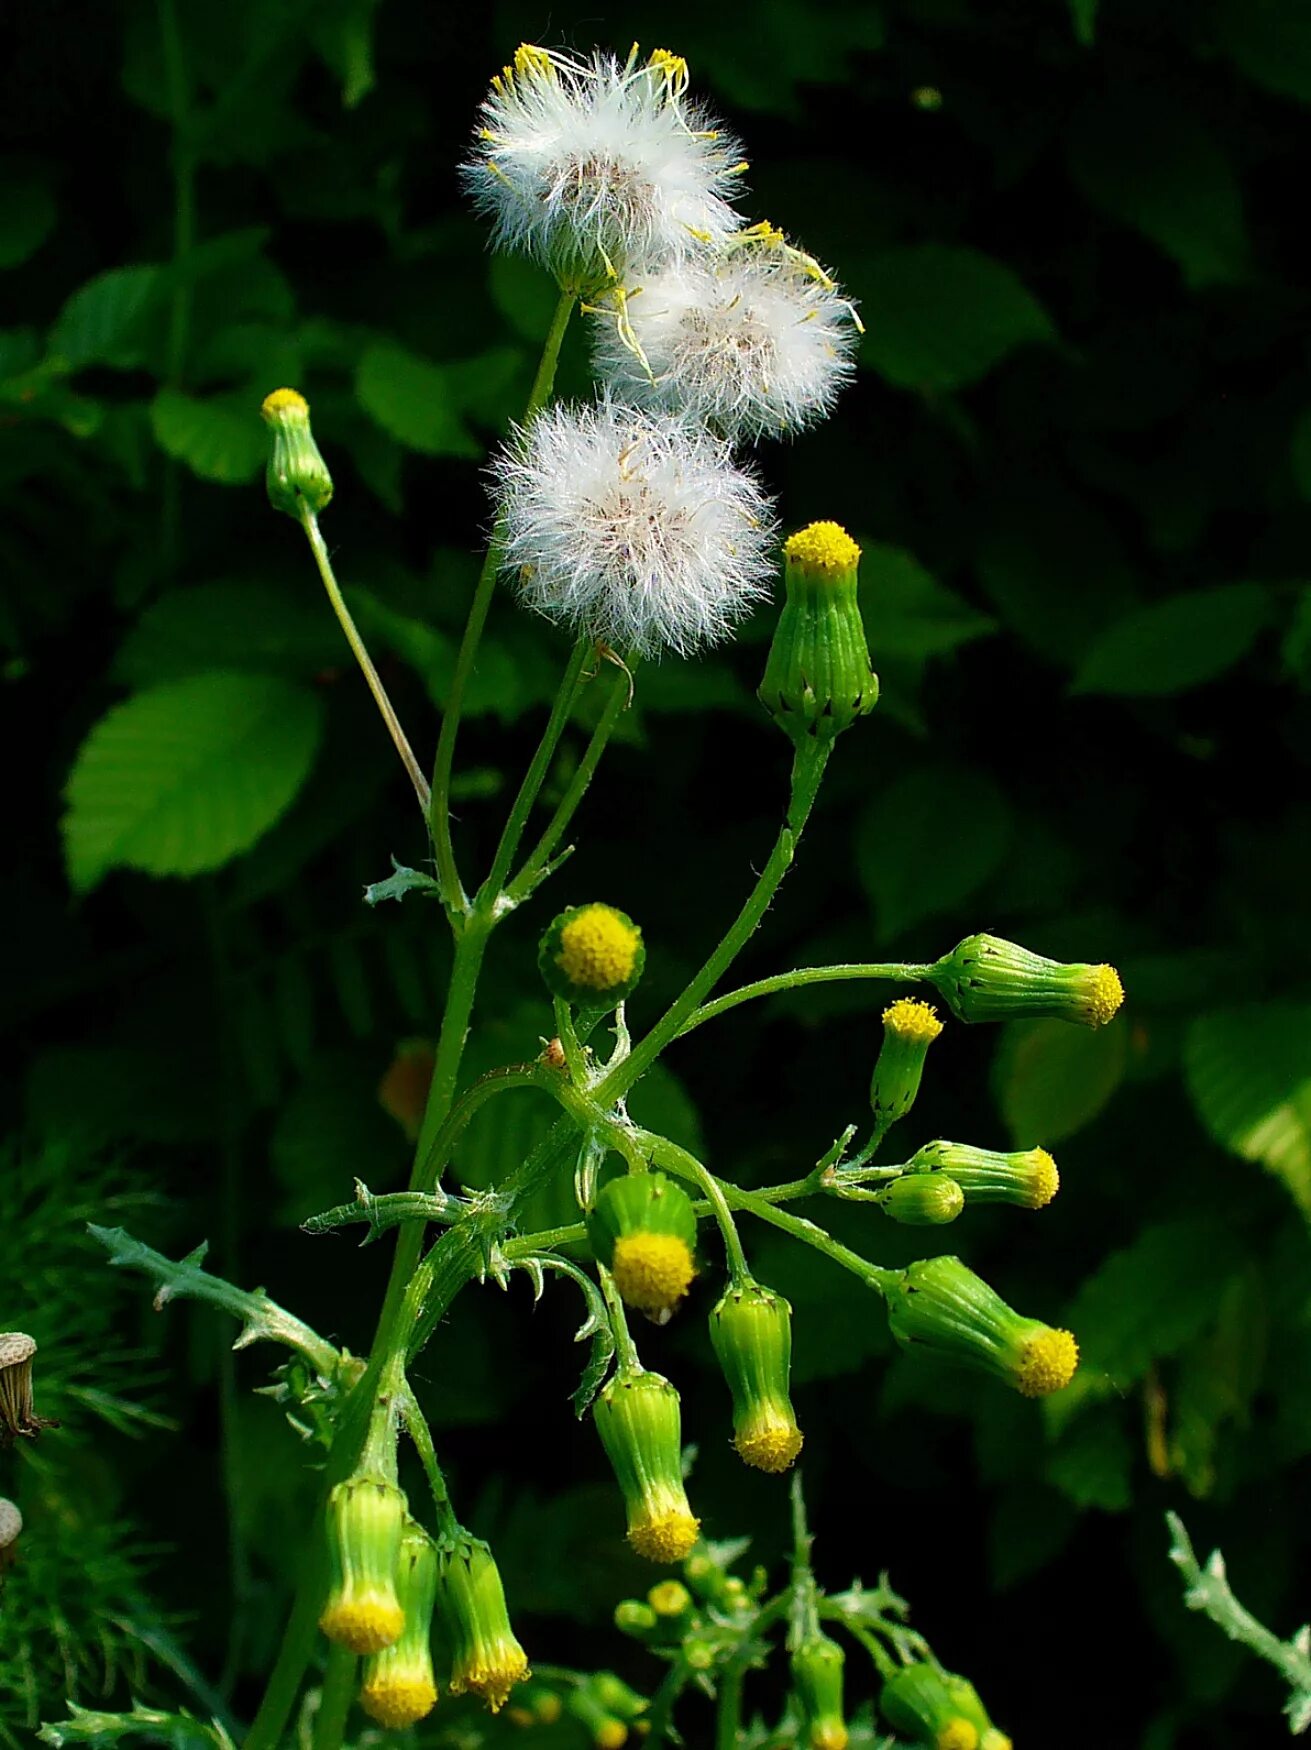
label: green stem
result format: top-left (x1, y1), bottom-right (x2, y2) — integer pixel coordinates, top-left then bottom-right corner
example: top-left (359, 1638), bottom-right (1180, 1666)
top-left (598, 741), bottom-right (831, 1105)
top-left (243, 1526), bottom-right (329, 1750)
top-left (400, 1389), bottom-right (458, 1537)
top-left (598, 1264), bottom-right (642, 1372)
top-left (640, 1134), bottom-right (750, 1284)
top-left (312, 1644), bottom-right (356, 1750)
top-left (428, 287), bottom-right (577, 908)
top-left (299, 508), bottom-right (431, 816)
top-left (677, 961), bottom-right (933, 1038)
top-left (715, 1665), bottom-right (744, 1750)
top-left (482, 636), bottom-right (591, 899)
top-left (505, 652), bottom-right (636, 904)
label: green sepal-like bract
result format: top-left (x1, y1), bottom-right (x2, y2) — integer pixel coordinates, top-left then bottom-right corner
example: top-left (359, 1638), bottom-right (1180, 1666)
top-left (318, 1474), bottom-right (407, 1653)
top-left (435, 1532), bottom-right (529, 1713)
top-left (885, 1255), bottom-right (1078, 1399)
top-left (358, 1519), bottom-right (439, 1727)
top-left (759, 522), bottom-right (878, 743)
top-left (260, 388), bottom-right (333, 519)
top-left (928, 933), bottom-right (1123, 1029)
top-left (880, 1662), bottom-right (993, 1747)
top-left (791, 1631), bottom-right (848, 1750)
top-left (709, 1281), bottom-right (803, 1472)
top-left (593, 1368), bottom-right (700, 1563)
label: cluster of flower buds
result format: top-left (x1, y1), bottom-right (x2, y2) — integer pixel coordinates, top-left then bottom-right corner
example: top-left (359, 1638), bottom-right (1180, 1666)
top-left (318, 1473), bottom-right (527, 1721)
top-left (880, 1660), bottom-right (1012, 1750)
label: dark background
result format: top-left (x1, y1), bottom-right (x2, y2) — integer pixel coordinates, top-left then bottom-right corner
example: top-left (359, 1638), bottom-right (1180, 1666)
top-left (3, 0), bottom-right (1311, 1744)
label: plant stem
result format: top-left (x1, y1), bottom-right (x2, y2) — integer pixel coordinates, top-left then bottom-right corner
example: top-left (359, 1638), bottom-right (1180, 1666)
top-left (678, 961), bottom-right (934, 1037)
top-left (505, 652), bottom-right (636, 903)
top-left (312, 1644), bottom-right (356, 1750)
top-left (298, 508), bottom-right (431, 816)
top-left (428, 287), bottom-right (577, 908)
top-left (482, 636), bottom-right (591, 899)
top-left (639, 1133), bottom-right (750, 1284)
top-left (715, 1665), bottom-right (744, 1750)
top-left (597, 740), bottom-right (831, 1105)
top-left (598, 1265), bottom-right (642, 1372)
top-left (243, 1528), bottom-right (329, 1750)
top-left (400, 1389), bottom-right (459, 1537)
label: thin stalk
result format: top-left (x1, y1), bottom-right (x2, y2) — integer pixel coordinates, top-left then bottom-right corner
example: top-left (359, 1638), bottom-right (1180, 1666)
top-left (481, 636), bottom-right (591, 899)
top-left (715, 1665), bottom-right (744, 1750)
top-left (299, 509), bottom-right (431, 816)
top-left (400, 1389), bottom-right (459, 1537)
top-left (678, 960), bottom-right (934, 1037)
top-left (598, 1265), bottom-right (642, 1372)
top-left (311, 1645), bottom-right (356, 1750)
top-left (597, 740), bottom-right (831, 1105)
top-left (638, 1132), bottom-right (749, 1284)
top-left (506, 652), bottom-right (636, 903)
top-left (429, 287), bottom-right (577, 906)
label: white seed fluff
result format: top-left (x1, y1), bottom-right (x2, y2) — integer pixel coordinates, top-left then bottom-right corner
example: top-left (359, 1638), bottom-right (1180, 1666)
top-left (493, 400), bottom-right (777, 657)
top-left (463, 46), bottom-right (746, 286)
top-left (592, 244), bottom-right (861, 440)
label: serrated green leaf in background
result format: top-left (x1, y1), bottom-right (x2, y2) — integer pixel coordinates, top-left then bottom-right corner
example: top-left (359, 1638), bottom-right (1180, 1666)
top-left (355, 340), bottom-right (479, 457)
top-left (1067, 92), bottom-right (1250, 287)
top-left (858, 245), bottom-right (1054, 392)
top-left (0, 158), bottom-right (57, 269)
top-left (854, 762), bottom-right (1012, 940)
top-left (993, 1016), bottom-right (1128, 1145)
top-left (1071, 585), bottom-right (1271, 696)
top-left (1185, 1005), bottom-right (1311, 1215)
top-left (62, 673), bottom-right (325, 891)
top-left (149, 389), bottom-right (265, 484)
top-left (49, 265), bottom-right (162, 370)
top-left (114, 582), bottom-right (342, 685)
top-left (1066, 1217), bottom-right (1245, 1384)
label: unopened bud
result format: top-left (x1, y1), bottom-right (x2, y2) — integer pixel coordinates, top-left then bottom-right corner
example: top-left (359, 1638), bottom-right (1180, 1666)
top-left (436, 1533), bottom-right (529, 1713)
top-left (709, 1282), bottom-right (803, 1472)
top-left (358, 1520), bottom-right (439, 1727)
top-left (594, 1370), bottom-right (700, 1563)
top-left (318, 1474), bottom-right (407, 1653)
top-left (910, 1140), bottom-right (1059, 1210)
top-left (614, 1599), bottom-right (659, 1637)
top-left (880, 1664), bottom-right (996, 1750)
top-left (791, 1632), bottom-right (848, 1750)
top-left (505, 1682), bottom-right (563, 1727)
top-left (929, 933), bottom-right (1123, 1028)
top-left (759, 522), bottom-right (877, 742)
top-left (588, 1172), bottom-right (697, 1321)
top-left (880, 1173), bottom-right (964, 1226)
top-left (647, 1579), bottom-right (692, 1619)
top-left (885, 1255), bottom-right (1078, 1398)
top-left (870, 999), bottom-right (943, 1130)
top-left (260, 388), bottom-right (333, 519)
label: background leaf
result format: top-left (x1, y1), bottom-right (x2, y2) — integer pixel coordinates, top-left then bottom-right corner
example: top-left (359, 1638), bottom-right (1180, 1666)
top-left (1185, 1006), bottom-right (1311, 1216)
top-left (992, 1017), bottom-right (1128, 1145)
top-left (854, 763), bottom-right (1012, 940)
top-left (149, 390), bottom-right (266, 485)
top-left (62, 674), bottom-right (325, 890)
top-left (1071, 585), bottom-right (1271, 696)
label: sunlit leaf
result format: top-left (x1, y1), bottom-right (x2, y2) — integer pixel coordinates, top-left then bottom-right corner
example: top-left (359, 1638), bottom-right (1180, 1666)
top-left (1185, 1005), bottom-right (1311, 1216)
top-left (50, 265), bottom-right (162, 370)
top-left (149, 389), bottom-right (265, 484)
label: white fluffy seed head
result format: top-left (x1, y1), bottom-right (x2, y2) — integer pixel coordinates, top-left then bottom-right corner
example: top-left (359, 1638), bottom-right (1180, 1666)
top-left (463, 45), bottom-right (747, 292)
top-left (592, 235), bottom-right (861, 440)
top-left (492, 399), bottom-right (777, 657)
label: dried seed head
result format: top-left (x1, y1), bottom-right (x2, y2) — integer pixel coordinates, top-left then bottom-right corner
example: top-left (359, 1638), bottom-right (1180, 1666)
top-left (0, 1332), bottom-right (53, 1446)
top-left (0, 1497), bottom-right (22, 1549)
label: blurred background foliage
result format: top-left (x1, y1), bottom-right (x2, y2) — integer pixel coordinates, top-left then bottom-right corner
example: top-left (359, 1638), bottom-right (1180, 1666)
top-left (3, 0), bottom-right (1311, 1743)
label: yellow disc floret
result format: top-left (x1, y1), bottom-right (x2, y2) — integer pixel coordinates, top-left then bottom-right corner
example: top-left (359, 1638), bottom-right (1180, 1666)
top-left (648, 1580), bottom-right (691, 1616)
top-left (1027, 1147), bottom-right (1060, 1209)
top-left (783, 521), bottom-right (861, 580)
top-left (1016, 1327), bottom-right (1079, 1397)
top-left (629, 1508), bottom-right (700, 1563)
top-left (597, 1723), bottom-right (629, 1749)
top-left (1084, 964), bottom-right (1125, 1027)
top-left (260, 387), bottom-right (309, 422)
top-left (811, 1725), bottom-right (849, 1750)
top-left (882, 998), bottom-right (944, 1044)
top-left (937, 1722), bottom-right (980, 1750)
top-left (612, 1233), bottom-right (695, 1315)
top-left (318, 1596), bottom-right (405, 1654)
top-left (556, 905), bottom-right (642, 994)
top-left (452, 1646), bottom-right (531, 1713)
top-left (735, 1416), bottom-right (805, 1474)
top-left (358, 1677), bottom-right (439, 1728)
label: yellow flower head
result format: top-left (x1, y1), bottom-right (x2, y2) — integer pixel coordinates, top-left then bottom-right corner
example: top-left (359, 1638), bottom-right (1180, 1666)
top-left (647, 1579), bottom-right (691, 1617)
top-left (541, 903), bottom-right (646, 1007)
top-left (359, 1676), bottom-right (438, 1728)
top-left (1083, 963), bottom-right (1125, 1027)
top-left (882, 998), bottom-right (944, 1044)
top-left (596, 1722), bottom-right (628, 1749)
top-left (260, 386), bottom-right (309, 424)
top-left (319, 1592), bottom-right (405, 1655)
top-left (1016, 1327), bottom-right (1079, 1398)
top-left (811, 1727), bottom-right (849, 1750)
top-left (629, 1503), bottom-right (701, 1563)
top-left (612, 1232), bottom-right (695, 1316)
top-left (319, 1476), bottom-right (408, 1653)
top-left (735, 1409), bottom-right (805, 1474)
top-left (1027, 1147), bottom-right (1060, 1210)
top-left (937, 1721), bottom-right (980, 1750)
top-left (588, 1173), bottom-right (698, 1319)
top-left (783, 521), bottom-right (861, 581)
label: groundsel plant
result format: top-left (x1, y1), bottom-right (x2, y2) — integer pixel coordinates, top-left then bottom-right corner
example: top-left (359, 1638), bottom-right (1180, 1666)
top-left (28, 42), bottom-right (1128, 1749)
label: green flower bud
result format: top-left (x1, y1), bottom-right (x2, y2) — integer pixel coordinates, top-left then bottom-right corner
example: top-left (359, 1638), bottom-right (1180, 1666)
top-left (880, 1174), bottom-right (964, 1226)
top-left (880, 1663), bottom-right (990, 1750)
top-left (358, 1520), bottom-right (439, 1727)
top-left (885, 1255), bottom-right (1078, 1398)
top-left (647, 1578), bottom-right (692, 1620)
top-left (870, 999), bottom-right (943, 1129)
top-left (929, 934), bottom-right (1123, 1028)
top-left (594, 1369), bottom-right (700, 1563)
top-left (318, 1474), bottom-right (408, 1653)
top-left (910, 1140), bottom-right (1059, 1210)
top-left (614, 1598), bottom-right (659, 1637)
top-left (759, 522), bottom-right (878, 742)
top-left (435, 1533), bottom-right (529, 1713)
top-left (505, 1682), bottom-right (563, 1727)
top-left (260, 388), bottom-right (333, 518)
top-left (566, 1686), bottom-right (632, 1748)
top-left (709, 1281), bottom-right (803, 1473)
top-left (539, 902), bottom-right (645, 1012)
top-left (791, 1632), bottom-right (848, 1750)
top-left (588, 1172), bottom-right (697, 1320)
